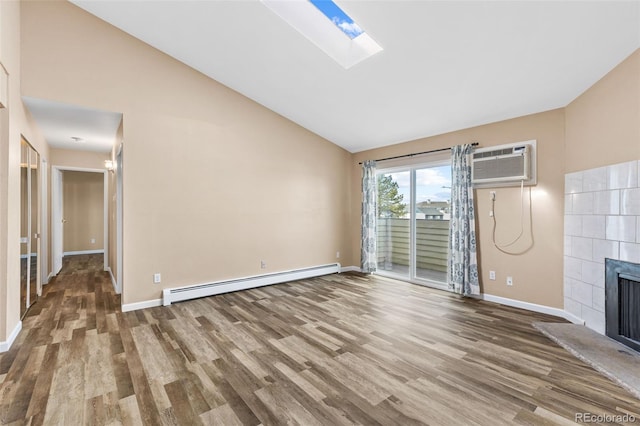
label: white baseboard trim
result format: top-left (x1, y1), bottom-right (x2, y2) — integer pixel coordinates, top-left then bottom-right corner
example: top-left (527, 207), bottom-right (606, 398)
top-left (122, 299), bottom-right (162, 313)
top-left (123, 263), bottom-right (344, 312)
top-left (340, 265), bottom-right (362, 273)
top-left (480, 293), bottom-right (585, 325)
top-left (63, 249), bottom-right (104, 256)
top-left (0, 321), bottom-right (22, 353)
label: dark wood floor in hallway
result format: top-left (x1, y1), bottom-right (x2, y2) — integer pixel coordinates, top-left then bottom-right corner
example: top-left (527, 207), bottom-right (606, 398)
top-left (1, 254), bottom-right (639, 425)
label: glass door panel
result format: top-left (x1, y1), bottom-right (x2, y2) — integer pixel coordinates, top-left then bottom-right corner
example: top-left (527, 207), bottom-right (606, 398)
top-left (376, 171), bottom-right (410, 278)
top-left (415, 165), bottom-right (451, 283)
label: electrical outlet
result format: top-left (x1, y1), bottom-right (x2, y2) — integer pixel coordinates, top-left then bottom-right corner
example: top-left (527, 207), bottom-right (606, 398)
top-left (261, 261), bottom-right (266, 269)
top-left (490, 191), bottom-right (496, 201)
top-left (506, 276), bottom-right (513, 286)
top-left (489, 271), bottom-right (496, 280)
top-left (336, 251), bottom-right (340, 259)
top-left (153, 273), bottom-right (161, 284)
top-left (90, 238), bottom-right (96, 244)
top-left (489, 210), bottom-right (494, 217)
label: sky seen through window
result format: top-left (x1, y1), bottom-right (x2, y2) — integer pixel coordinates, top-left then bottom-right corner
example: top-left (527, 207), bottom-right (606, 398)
top-left (309, 0), bottom-right (364, 39)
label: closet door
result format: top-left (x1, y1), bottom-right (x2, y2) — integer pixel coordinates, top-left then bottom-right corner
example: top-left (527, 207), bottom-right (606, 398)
top-left (19, 138), bottom-right (40, 318)
top-left (20, 140), bottom-right (29, 318)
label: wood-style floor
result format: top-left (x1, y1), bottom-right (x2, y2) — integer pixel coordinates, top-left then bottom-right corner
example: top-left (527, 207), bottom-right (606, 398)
top-left (1, 255), bottom-right (639, 425)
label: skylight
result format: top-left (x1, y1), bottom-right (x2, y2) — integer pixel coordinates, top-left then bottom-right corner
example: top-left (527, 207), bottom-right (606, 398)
top-left (309, 0), bottom-right (364, 40)
top-left (262, 0), bottom-right (383, 69)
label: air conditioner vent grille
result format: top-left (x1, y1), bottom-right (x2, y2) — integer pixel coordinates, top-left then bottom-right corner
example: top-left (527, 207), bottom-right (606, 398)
top-left (473, 148), bottom-right (514, 159)
top-left (473, 156), bottom-right (526, 181)
top-left (472, 142), bottom-right (534, 186)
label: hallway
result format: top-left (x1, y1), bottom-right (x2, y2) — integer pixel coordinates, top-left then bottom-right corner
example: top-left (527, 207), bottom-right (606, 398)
top-left (0, 254), bottom-right (120, 424)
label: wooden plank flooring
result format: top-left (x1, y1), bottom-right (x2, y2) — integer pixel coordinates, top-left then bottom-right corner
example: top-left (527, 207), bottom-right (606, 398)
top-left (2, 254), bottom-right (640, 425)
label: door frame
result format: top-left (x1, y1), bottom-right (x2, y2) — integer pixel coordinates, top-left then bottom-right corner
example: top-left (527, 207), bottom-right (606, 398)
top-left (115, 144), bottom-right (123, 294)
top-left (51, 166), bottom-right (109, 275)
top-left (40, 157), bottom-right (48, 291)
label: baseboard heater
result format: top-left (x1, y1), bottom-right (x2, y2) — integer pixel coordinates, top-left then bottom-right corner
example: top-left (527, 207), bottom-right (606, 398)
top-left (162, 263), bottom-right (341, 306)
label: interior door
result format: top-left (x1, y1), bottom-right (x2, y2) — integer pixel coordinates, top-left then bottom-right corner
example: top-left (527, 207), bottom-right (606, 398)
top-left (20, 138), bottom-right (40, 318)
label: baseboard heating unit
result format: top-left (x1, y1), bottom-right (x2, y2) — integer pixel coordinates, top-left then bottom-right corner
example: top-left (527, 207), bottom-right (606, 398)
top-left (162, 263), bottom-right (341, 306)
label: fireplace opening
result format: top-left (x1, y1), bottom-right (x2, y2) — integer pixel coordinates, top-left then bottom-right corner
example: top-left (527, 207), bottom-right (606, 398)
top-left (605, 258), bottom-right (640, 353)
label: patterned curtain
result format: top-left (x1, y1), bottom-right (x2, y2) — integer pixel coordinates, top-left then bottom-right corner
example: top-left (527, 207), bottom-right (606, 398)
top-left (448, 145), bottom-right (479, 296)
top-left (361, 160), bottom-right (377, 273)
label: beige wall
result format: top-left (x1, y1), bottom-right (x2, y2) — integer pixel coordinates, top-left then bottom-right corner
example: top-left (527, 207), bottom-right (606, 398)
top-left (0, 0), bottom-right (48, 343)
top-left (352, 109), bottom-right (566, 308)
top-left (565, 49), bottom-right (640, 172)
top-left (62, 171), bottom-right (104, 253)
top-left (22, 1), bottom-right (351, 306)
top-left (50, 148), bottom-right (108, 170)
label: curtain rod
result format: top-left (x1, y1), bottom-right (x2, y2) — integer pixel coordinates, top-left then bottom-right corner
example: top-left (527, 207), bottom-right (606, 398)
top-left (358, 142), bottom-right (479, 165)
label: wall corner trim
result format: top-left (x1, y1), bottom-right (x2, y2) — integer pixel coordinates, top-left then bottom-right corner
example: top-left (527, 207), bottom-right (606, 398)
top-left (105, 267), bottom-right (119, 294)
top-left (0, 321), bottom-right (23, 353)
top-left (121, 299), bottom-right (162, 313)
top-left (479, 293), bottom-right (585, 325)
top-left (560, 311), bottom-right (585, 326)
top-left (340, 266), bottom-right (362, 273)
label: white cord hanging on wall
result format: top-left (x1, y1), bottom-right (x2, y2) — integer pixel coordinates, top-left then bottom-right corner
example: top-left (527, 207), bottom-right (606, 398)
top-left (491, 180), bottom-right (534, 255)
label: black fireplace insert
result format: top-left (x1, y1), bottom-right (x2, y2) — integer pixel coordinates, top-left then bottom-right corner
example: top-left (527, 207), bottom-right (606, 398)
top-left (605, 258), bottom-right (640, 353)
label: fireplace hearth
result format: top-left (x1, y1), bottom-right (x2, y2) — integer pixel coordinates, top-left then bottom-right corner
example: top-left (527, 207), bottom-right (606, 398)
top-left (605, 258), bottom-right (640, 353)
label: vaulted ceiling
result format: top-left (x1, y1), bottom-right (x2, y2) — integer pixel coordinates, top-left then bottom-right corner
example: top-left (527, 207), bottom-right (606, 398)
top-left (66, 1), bottom-right (640, 153)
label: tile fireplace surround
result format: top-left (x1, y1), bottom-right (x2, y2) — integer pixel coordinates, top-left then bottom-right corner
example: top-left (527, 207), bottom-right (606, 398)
top-left (564, 160), bottom-right (640, 334)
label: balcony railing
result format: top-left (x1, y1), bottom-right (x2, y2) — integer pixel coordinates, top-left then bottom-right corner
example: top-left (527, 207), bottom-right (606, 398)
top-left (376, 218), bottom-right (449, 281)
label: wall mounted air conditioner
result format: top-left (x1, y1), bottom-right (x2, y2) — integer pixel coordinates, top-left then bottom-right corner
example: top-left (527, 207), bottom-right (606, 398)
top-left (472, 140), bottom-right (537, 187)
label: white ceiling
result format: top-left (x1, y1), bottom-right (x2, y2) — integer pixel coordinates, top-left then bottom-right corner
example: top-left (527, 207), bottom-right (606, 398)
top-left (23, 97), bottom-right (122, 153)
top-left (64, 1), bottom-right (640, 153)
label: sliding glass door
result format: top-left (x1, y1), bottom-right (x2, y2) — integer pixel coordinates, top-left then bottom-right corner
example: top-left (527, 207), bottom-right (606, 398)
top-left (377, 171), bottom-right (410, 278)
top-left (376, 161), bottom-right (451, 287)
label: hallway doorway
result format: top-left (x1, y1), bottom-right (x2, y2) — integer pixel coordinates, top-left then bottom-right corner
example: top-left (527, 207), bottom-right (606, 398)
top-left (51, 167), bottom-right (109, 277)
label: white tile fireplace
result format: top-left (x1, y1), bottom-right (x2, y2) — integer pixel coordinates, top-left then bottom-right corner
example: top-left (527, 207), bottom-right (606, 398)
top-left (564, 160), bottom-right (640, 334)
